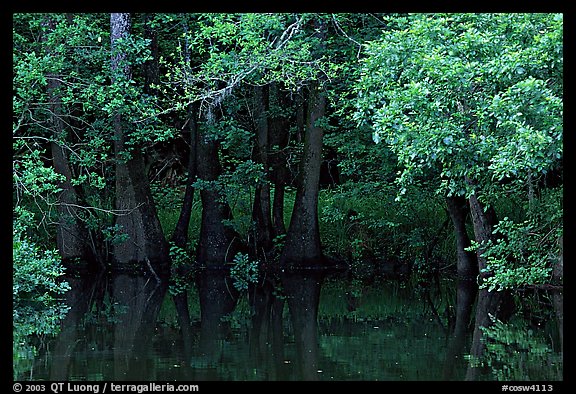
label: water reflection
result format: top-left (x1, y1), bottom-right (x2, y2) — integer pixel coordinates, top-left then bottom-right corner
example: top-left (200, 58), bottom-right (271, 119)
top-left (281, 271), bottom-right (324, 381)
top-left (187, 269), bottom-right (239, 379)
top-left (44, 271), bottom-right (167, 380)
top-left (465, 288), bottom-right (514, 380)
top-left (442, 279), bottom-right (476, 380)
top-left (110, 274), bottom-right (168, 380)
top-left (552, 289), bottom-right (563, 354)
top-left (18, 268), bottom-right (561, 381)
top-left (49, 272), bottom-right (106, 380)
top-left (187, 269), bottom-right (324, 381)
top-left (247, 276), bottom-right (286, 379)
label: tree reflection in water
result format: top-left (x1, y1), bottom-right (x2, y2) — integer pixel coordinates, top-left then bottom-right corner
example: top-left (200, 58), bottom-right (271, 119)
top-left (247, 275), bottom-right (286, 379)
top-left (19, 268), bottom-right (561, 381)
top-left (442, 278), bottom-right (477, 380)
top-left (111, 273), bottom-right (168, 380)
top-left (281, 271), bottom-right (324, 381)
top-left (49, 272), bottom-right (106, 380)
top-left (47, 270), bottom-right (168, 381)
top-left (187, 269), bottom-right (239, 379)
top-left (186, 268), bottom-right (325, 381)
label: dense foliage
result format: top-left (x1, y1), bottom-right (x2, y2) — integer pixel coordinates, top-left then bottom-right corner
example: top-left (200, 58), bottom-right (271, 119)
top-left (13, 208), bottom-right (70, 378)
top-left (13, 209), bottom-right (70, 336)
top-left (353, 13), bottom-right (562, 286)
top-left (13, 13), bottom-right (562, 360)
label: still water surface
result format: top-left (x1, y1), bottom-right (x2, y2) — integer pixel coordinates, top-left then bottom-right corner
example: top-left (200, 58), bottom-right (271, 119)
top-left (15, 270), bottom-right (562, 381)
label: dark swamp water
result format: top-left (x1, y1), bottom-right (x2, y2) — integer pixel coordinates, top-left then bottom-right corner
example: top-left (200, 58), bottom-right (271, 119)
top-left (14, 268), bottom-right (563, 382)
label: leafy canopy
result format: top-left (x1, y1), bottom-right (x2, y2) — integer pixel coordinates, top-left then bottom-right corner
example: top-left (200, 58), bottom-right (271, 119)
top-left (354, 13), bottom-right (562, 200)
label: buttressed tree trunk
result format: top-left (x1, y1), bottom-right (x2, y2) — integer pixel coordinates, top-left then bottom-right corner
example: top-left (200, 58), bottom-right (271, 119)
top-left (195, 121), bottom-right (240, 267)
top-left (110, 13), bottom-right (168, 272)
top-left (279, 18), bottom-right (328, 268)
top-left (251, 84), bottom-right (274, 259)
top-left (268, 82), bottom-right (291, 239)
top-left (42, 15), bottom-right (93, 265)
top-left (195, 118), bottom-right (241, 353)
top-left (49, 88), bottom-right (91, 263)
top-left (466, 187), bottom-right (514, 380)
top-left (445, 195), bottom-right (478, 280)
top-left (279, 80), bottom-right (326, 268)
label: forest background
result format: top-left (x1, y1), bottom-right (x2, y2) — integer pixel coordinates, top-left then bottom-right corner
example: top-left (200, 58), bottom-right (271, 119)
top-left (12, 13), bottom-right (563, 358)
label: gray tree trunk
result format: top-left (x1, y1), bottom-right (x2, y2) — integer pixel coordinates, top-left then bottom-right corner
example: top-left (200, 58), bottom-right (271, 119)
top-left (268, 83), bottom-right (291, 238)
top-left (195, 121), bottom-right (240, 266)
top-left (251, 84), bottom-right (274, 258)
top-left (110, 13), bottom-right (168, 271)
top-left (42, 15), bottom-right (92, 264)
top-left (465, 189), bottom-right (514, 380)
top-left (279, 80), bottom-right (326, 268)
top-left (446, 195), bottom-right (478, 280)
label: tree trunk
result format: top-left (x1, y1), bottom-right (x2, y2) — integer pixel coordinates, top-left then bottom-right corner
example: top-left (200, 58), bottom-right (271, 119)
top-left (269, 83), bottom-right (291, 239)
top-left (110, 13), bottom-right (168, 272)
top-left (142, 13), bottom-right (159, 94)
top-left (295, 93), bottom-right (305, 144)
top-left (164, 23), bottom-right (198, 244)
top-left (467, 191), bottom-right (499, 275)
top-left (42, 16), bottom-right (93, 265)
top-left (251, 84), bottom-right (274, 259)
top-left (446, 195), bottom-right (478, 280)
top-left (195, 122), bottom-right (240, 266)
top-left (465, 189), bottom-right (514, 380)
top-left (279, 18), bottom-right (328, 268)
top-left (280, 81), bottom-right (326, 268)
top-left (168, 22), bottom-right (198, 346)
top-left (48, 75), bottom-right (91, 263)
top-left (171, 104), bottom-right (198, 248)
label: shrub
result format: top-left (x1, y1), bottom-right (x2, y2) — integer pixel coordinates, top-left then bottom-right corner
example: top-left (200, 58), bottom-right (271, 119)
top-left (13, 208), bottom-right (70, 350)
